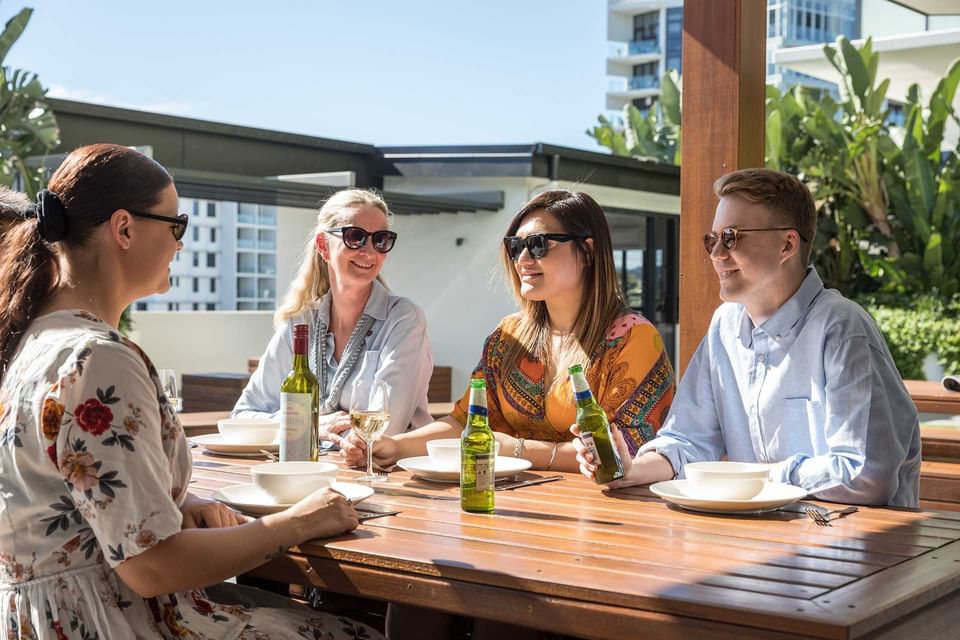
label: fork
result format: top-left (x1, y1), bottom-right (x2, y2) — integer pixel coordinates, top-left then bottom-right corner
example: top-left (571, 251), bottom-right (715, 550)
top-left (805, 505), bottom-right (858, 525)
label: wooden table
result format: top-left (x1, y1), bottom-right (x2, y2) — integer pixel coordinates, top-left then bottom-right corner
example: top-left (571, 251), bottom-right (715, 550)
top-left (190, 450), bottom-right (960, 639)
top-left (905, 379), bottom-right (960, 415)
top-left (180, 403), bottom-right (456, 438)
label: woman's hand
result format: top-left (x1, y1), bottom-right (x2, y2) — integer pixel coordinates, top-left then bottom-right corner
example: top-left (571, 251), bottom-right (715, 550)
top-left (180, 492), bottom-right (249, 529)
top-left (570, 424), bottom-right (634, 489)
top-left (339, 431), bottom-right (400, 468)
top-left (318, 411), bottom-right (353, 447)
top-left (284, 487), bottom-right (359, 540)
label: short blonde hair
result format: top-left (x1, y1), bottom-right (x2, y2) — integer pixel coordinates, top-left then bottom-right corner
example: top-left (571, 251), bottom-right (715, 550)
top-left (713, 168), bottom-right (816, 264)
top-left (274, 188), bottom-right (391, 328)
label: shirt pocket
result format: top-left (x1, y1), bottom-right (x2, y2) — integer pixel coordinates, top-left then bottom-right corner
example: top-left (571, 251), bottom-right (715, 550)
top-left (356, 350), bottom-right (382, 380)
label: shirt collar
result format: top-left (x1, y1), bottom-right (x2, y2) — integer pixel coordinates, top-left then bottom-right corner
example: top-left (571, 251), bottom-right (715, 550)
top-left (314, 279), bottom-right (389, 324)
top-left (738, 267), bottom-right (823, 347)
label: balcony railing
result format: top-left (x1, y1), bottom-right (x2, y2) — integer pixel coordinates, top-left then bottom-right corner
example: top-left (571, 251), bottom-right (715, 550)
top-left (629, 74), bottom-right (659, 90)
top-left (609, 39), bottom-right (660, 58)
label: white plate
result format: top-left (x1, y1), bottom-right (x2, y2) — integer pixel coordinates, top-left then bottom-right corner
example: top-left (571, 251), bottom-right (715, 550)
top-left (192, 433), bottom-right (280, 454)
top-left (396, 455), bottom-right (532, 483)
top-left (212, 481), bottom-right (374, 515)
top-left (649, 480), bottom-right (807, 514)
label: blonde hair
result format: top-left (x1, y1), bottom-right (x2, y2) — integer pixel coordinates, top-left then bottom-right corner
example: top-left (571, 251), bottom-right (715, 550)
top-left (499, 190), bottom-right (629, 392)
top-left (274, 188), bottom-right (391, 328)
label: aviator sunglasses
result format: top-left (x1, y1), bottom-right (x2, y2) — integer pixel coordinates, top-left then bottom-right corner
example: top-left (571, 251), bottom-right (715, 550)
top-left (703, 226), bottom-right (809, 254)
top-left (325, 226), bottom-right (398, 253)
top-left (126, 209), bottom-right (189, 242)
top-left (503, 233), bottom-right (590, 261)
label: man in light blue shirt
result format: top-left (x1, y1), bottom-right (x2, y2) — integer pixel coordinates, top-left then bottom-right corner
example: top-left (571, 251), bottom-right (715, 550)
top-left (577, 168), bottom-right (921, 507)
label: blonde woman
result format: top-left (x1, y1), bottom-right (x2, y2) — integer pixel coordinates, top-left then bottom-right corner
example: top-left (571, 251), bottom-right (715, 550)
top-left (341, 189), bottom-right (675, 473)
top-left (234, 189), bottom-right (433, 438)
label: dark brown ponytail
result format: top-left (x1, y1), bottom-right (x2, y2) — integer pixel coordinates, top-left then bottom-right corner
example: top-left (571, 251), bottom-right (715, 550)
top-left (0, 144), bottom-right (172, 384)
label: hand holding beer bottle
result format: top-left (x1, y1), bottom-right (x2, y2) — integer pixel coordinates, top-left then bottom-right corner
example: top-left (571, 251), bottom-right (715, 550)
top-left (568, 364), bottom-right (624, 484)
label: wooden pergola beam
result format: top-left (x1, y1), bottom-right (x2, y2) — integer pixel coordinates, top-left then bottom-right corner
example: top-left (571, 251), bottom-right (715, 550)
top-left (678, 0), bottom-right (767, 374)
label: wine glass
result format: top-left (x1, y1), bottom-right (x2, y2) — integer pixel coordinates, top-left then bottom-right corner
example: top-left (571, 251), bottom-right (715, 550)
top-left (350, 378), bottom-right (390, 483)
top-left (157, 369), bottom-right (182, 413)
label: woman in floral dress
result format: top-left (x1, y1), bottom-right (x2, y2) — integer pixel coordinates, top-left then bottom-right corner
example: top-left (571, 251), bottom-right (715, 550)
top-left (0, 145), bottom-right (383, 639)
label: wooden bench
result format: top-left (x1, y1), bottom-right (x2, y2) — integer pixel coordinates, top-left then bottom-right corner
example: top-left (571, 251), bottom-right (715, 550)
top-left (182, 372), bottom-right (250, 412)
top-left (905, 379), bottom-right (960, 415)
top-left (920, 459), bottom-right (960, 511)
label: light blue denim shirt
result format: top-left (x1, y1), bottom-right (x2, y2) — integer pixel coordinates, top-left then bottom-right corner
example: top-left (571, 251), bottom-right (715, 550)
top-left (233, 280), bottom-right (434, 435)
top-left (639, 268), bottom-right (921, 507)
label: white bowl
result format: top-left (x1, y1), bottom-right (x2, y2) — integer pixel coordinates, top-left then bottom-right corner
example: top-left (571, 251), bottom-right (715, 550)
top-left (217, 418), bottom-right (280, 445)
top-left (251, 461), bottom-right (338, 503)
top-left (426, 438), bottom-right (500, 469)
top-left (684, 461), bottom-right (771, 500)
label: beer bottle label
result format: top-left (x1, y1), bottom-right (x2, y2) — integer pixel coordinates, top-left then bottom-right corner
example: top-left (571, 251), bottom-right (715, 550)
top-left (475, 453), bottom-right (494, 490)
top-left (280, 392), bottom-right (312, 461)
top-left (580, 432), bottom-right (601, 463)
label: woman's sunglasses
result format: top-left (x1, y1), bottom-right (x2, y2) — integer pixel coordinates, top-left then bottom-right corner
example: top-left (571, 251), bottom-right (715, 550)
top-left (503, 233), bottom-right (590, 261)
top-left (127, 209), bottom-right (189, 242)
top-left (326, 226), bottom-right (398, 253)
top-left (703, 226), bottom-right (809, 254)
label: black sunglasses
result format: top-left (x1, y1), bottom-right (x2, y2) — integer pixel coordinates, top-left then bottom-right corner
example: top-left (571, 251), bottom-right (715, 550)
top-left (703, 226), bottom-right (809, 254)
top-left (503, 233), bottom-right (589, 261)
top-left (127, 209), bottom-right (189, 242)
top-left (325, 226), bottom-right (398, 253)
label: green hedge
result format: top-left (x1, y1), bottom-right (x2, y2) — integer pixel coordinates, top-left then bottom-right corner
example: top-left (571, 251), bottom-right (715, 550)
top-left (858, 297), bottom-right (960, 380)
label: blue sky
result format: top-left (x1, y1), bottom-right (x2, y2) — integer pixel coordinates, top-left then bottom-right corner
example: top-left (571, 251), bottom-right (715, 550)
top-left (4, 1), bottom-right (608, 150)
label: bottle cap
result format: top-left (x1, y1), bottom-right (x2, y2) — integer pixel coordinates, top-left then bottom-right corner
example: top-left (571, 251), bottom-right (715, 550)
top-left (470, 378), bottom-right (485, 389)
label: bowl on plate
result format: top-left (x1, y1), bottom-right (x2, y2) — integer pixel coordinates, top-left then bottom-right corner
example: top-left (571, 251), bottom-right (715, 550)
top-left (426, 438), bottom-right (501, 469)
top-left (684, 461), bottom-right (771, 500)
top-left (217, 418), bottom-right (279, 445)
top-left (251, 461), bottom-right (338, 503)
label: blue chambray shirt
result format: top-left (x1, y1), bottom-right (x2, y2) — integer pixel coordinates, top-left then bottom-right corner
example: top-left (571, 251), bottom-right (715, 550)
top-left (639, 268), bottom-right (921, 507)
top-left (233, 280), bottom-right (434, 435)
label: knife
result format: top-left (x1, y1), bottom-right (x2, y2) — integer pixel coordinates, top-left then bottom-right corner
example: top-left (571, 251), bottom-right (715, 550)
top-left (356, 510), bottom-right (401, 522)
top-left (495, 475), bottom-right (564, 491)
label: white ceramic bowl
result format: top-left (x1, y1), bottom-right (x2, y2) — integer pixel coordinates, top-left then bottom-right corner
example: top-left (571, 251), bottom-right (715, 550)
top-left (684, 461), bottom-right (771, 500)
top-left (251, 461), bottom-right (338, 503)
top-left (217, 418), bottom-right (279, 445)
top-left (426, 438), bottom-right (500, 469)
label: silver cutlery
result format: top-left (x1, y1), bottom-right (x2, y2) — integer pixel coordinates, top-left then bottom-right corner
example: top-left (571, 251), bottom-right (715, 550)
top-left (805, 505), bottom-right (858, 525)
top-left (259, 449), bottom-right (279, 462)
top-left (356, 510), bottom-right (401, 522)
top-left (495, 475), bottom-right (564, 491)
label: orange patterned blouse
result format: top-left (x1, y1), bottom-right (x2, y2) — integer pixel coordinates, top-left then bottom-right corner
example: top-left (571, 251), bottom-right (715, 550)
top-left (451, 312), bottom-right (676, 454)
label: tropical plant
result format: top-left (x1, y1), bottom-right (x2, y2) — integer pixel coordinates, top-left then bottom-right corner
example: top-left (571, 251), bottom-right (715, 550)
top-left (0, 6), bottom-right (59, 200)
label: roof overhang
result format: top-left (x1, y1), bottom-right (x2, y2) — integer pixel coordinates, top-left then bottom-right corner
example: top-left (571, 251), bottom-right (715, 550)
top-left (886, 0), bottom-right (960, 15)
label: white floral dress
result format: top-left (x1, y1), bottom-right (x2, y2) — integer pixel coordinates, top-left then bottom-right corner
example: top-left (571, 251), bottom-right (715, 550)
top-left (0, 311), bottom-right (382, 640)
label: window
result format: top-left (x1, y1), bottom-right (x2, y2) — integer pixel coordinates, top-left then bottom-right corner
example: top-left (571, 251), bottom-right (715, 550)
top-left (172, 276), bottom-right (180, 287)
top-left (210, 228), bottom-right (217, 243)
top-left (136, 302), bottom-right (147, 311)
top-left (206, 303), bottom-right (216, 311)
top-left (633, 11), bottom-right (658, 42)
top-left (665, 7), bottom-right (683, 73)
top-left (192, 303), bottom-right (199, 311)
top-left (192, 201), bottom-right (200, 216)
top-left (207, 202), bottom-right (216, 217)
top-left (210, 278), bottom-right (217, 293)
top-left (206, 253), bottom-right (216, 268)
top-left (192, 226), bottom-right (199, 242)
top-left (192, 253), bottom-right (199, 267)
top-left (192, 277), bottom-right (199, 293)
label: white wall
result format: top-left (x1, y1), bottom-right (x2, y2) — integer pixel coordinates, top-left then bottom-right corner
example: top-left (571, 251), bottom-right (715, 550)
top-left (128, 311), bottom-right (275, 377)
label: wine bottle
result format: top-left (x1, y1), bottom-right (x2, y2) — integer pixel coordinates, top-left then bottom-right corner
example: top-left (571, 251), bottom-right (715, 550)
top-left (460, 378), bottom-right (495, 512)
top-left (569, 364), bottom-right (624, 484)
top-left (280, 323), bottom-right (319, 461)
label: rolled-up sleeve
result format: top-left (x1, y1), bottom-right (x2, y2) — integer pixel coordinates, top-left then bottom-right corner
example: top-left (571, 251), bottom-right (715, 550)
top-left (770, 335), bottom-right (919, 506)
top-left (374, 302), bottom-right (433, 434)
top-left (232, 322), bottom-right (293, 419)
top-left (637, 335), bottom-right (725, 477)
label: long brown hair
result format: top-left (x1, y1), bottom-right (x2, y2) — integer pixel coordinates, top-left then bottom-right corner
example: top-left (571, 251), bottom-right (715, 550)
top-left (0, 144), bottom-right (172, 384)
top-left (499, 190), bottom-right (629, 389)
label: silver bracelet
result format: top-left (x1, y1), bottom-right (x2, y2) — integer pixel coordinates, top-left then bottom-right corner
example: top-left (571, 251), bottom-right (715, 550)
top-left (514, 437), bottom-right (525, 459)
top-left (547, 442), bottom-right (559, 470)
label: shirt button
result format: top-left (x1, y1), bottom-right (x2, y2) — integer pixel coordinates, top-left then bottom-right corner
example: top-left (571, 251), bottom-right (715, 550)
top-left (758, 355), bottom-right (766, 363)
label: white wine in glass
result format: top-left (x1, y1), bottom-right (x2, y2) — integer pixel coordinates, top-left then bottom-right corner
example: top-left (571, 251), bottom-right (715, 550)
top-left (157, 369), bottom-right (182, 413)
top-left (350, 378), bottom-right (390, 483)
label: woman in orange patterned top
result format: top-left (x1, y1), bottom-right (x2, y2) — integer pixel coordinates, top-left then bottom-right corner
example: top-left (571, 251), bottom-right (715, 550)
top-left (341, 189), bottom-right (675, 473)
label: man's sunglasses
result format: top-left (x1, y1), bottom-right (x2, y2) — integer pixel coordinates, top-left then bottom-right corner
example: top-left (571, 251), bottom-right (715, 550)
top-left (325, 226), bottom-right (398, 253)
top-left (127, 209), bottom-right (189, 242)
top-left (503, 233), bottom-right (590, 261)
top-left (703, 227), bottom-right (809, 254)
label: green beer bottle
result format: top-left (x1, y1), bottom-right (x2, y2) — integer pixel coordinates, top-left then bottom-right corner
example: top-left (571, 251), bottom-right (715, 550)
top-left (279, 323), bottom-right (319, 462)
top-left (569, 364), bottom-right (624, 484)
top-left (461, 378), bottom-right (495, 512)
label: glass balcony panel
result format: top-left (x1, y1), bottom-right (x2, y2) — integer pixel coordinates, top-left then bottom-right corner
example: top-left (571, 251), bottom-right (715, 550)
top-left (629, 74), bottom-right (659, 90)
top-left (628, 40), bottom-right (659, 55)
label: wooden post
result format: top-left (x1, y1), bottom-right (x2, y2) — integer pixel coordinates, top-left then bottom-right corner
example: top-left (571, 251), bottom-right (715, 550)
top-left (678, 0), bottom-right (766, 374)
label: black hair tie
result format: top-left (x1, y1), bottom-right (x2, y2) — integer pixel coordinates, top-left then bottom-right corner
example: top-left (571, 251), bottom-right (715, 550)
top-left (34, 189), bottom-right (68, 242)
